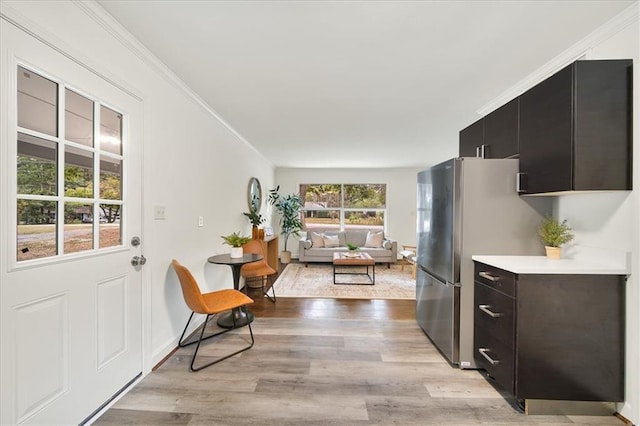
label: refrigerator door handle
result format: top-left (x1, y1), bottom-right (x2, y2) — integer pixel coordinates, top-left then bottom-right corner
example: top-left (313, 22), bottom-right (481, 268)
top-left (421, 268), bottom-right (458, 288)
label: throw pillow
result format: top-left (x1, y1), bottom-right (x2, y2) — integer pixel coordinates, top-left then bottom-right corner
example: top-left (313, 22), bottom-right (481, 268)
top-left (323, 234), bottom-right (340, 248)
top-left (364, 231), bottom-right (384, 248)
top-left (310, 231), bottom-right (324, 248)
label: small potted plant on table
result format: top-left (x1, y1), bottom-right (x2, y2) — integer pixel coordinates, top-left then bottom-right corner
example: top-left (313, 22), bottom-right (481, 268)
top-left (538, 216), bottom-right (574, 260)
top-left (346, 242), bottom-right (360, 257)
top-left (221, 232), bottom-right (251, 258)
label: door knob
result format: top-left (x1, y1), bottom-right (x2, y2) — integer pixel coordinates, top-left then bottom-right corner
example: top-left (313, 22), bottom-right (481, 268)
top-left (131, 255), bottom-right (147, 266)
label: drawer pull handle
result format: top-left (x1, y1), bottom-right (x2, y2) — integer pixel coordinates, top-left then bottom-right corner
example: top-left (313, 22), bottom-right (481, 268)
top-left (478, 348), bottom-right (500, 365)
top-left (479, 271), bottom-right (500, 282)
top-left (479, 304), bottom-right (503, 318)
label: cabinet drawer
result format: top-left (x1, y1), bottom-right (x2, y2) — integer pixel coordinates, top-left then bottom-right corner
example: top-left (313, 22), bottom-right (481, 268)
top-left (474, 282), bottom-right (515, 347)
top-left (474, 326), bottom-right (514, 394)
top-left (474, 263), bottom-right (516, 297)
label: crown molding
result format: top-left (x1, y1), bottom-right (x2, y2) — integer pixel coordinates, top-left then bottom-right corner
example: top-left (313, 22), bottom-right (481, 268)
top-left (73, 1), bottom-right (269, 163)
top-left (1, 1), bottom-right (143, 102)
top-left (476, 2), bottom-right (639, 116)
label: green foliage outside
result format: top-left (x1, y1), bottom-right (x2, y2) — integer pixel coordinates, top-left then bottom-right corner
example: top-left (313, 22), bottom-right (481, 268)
top-left (17, 154), bottom-right (122, 224)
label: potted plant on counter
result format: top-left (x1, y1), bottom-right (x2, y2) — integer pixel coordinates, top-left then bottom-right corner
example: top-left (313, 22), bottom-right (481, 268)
top-left (538, 216), bottom-right (574, 260)
top-left (268, 186), bottom-right (303, 264)
top-left (221, 232), bottom-right (251, 258)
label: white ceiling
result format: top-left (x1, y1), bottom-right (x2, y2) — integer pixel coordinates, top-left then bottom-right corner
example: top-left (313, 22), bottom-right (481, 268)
top-left (96, 0), bottom-right (635, 169)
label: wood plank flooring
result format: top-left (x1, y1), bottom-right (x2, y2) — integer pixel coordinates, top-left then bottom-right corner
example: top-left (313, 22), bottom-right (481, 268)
top-left (94, 264), bottom-right (625, 425)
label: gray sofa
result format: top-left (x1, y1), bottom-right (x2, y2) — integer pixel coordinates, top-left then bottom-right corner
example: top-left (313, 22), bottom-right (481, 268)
top-left (298, 229), bottom-right (397, 265)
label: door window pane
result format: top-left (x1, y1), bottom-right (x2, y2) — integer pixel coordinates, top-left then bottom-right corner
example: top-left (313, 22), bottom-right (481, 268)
top-left (65, 89), bottom-right (94, 146)
top-left (65, 146), bottom-right (94, 197)
top-left (15, 67), bottom-right (127, 262)
top-left (100, 157), bottom-right (122, 200)
top-left (99, 204), bottom-right (121, 248)
top-left (64, 202), bottom-right (94, 253)
top-left (17, 200), bottom-right (58, 261)
top-left (100, 106), bottom-right (122, 155)
top-left (17, 66), bottom-right (58, 136)
top-left (17, 133), bottom-right (57, 196)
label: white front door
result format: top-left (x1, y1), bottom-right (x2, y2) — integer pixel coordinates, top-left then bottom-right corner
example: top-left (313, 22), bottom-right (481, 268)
top-left (1, 21), bottom-right (144, 425)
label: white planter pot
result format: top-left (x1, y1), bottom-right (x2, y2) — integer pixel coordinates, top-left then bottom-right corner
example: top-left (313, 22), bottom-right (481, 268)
top-left (230, 247), bottom-right (243, 258)
top-left (545, 246), bottom-right (561, 260)
top-left (280, 251), bottom-right (292, 264)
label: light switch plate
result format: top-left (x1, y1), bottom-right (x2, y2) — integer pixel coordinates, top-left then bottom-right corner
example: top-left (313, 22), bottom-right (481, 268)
top-left (198, 216), bottom-right (204, 227)
top-left (154, 205), bottom-right (166, 220)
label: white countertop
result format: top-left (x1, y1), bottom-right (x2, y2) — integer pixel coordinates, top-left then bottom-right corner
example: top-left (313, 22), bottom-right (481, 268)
top-left (472, 255), bottom-right (629, 275)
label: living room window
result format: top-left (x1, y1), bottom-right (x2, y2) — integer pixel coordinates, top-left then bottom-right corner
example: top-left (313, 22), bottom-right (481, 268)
top-left (16, 66), bottom-right (125, 262)
top-left (299, 184), bottom-right (386, 232)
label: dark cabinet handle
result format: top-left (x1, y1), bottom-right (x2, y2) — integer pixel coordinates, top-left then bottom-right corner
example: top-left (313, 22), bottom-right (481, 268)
top-left (478, 348), bottom-right (500, 365)
top-left (475, 144), bottom-right (488, 158)
top-left (479, 304), bottom-right (503, 318)
top-left (479, 271), bottom-right (499, 282)
top-left (516, 172), bottom-right (527, 193)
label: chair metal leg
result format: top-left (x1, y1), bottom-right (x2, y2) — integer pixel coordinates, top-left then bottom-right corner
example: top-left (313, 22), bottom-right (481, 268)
top-left (262, 276), bottom-right (276, 303)
top-left (178, 310), bottom-right (255, 372)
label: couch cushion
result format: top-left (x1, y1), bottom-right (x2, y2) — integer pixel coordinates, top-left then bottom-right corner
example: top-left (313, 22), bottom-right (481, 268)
top-left (321, 231), bottom-right (346, 247)
top-left (344, 230), bottom-right (367, 247)
top-left (323, 234), bottom-right (340, 248)
top-left (365, 231), bottom-right (384, 248)
top-left (309, 231), bottom-right (324, 248)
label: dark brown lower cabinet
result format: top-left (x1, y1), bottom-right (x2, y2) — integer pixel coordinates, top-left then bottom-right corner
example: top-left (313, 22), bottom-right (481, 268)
top-left (473, 262), bottom-right (625, 404)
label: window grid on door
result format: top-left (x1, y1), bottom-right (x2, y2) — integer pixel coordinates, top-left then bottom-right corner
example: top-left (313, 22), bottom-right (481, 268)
top-left (16, 65), bottom-right (125, 262)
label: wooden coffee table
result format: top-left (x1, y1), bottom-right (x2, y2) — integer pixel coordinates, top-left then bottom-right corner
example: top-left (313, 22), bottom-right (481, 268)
top-left (332, 252), bottom-right (375, 285)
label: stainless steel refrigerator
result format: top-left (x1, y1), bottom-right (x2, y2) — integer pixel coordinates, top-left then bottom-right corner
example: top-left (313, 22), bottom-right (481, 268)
top-left (416, 158), bottom-right (551, 368)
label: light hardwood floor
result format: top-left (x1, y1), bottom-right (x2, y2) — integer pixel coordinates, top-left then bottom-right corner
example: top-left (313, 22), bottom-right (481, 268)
top-left (94, 269), bottom-right (626, 425)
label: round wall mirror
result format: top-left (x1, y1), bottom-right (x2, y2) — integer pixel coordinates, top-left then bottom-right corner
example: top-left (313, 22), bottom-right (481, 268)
top-left (247, 177), bottom-right (262, 212)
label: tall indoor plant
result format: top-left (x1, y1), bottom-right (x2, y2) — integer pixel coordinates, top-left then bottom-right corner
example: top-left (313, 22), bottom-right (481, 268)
top-left (268, 186), bottom-right (303, 264)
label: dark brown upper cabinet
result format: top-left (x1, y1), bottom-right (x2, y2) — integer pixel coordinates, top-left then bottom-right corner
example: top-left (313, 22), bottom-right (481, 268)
top-left (459, 118), bottom-right (483, 157)
top-left (459, 99), bottom-right (519, 159)
top-left (484, 98), bottom-right (519, 159)
top-left (518, 59), bottom-right (632, 195)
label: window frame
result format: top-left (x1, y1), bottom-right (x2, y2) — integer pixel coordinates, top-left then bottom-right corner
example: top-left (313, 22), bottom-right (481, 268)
top-left (300, 183), bottom-right (387, 232)
top-left (12, 63), bottom-right (127, 268)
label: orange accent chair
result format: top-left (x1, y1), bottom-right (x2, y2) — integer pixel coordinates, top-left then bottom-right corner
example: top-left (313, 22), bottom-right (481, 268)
top-left (172, 259), bottom-right (255, 371)
top-left (241, 239), bottom-right (277, 303)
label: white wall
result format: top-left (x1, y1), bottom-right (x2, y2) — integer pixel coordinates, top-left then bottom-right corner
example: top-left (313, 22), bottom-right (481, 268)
top-left (0, 0), bottom-right (276, 369)
top-left (275, 167), bottom-right (424, 257)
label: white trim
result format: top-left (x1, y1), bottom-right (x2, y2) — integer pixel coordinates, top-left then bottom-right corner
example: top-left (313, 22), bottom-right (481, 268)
top-left (0, 5), bottom-right (143, 103)
top-left (72, 0), bottom-right (273, 167)
top-left (476, 2), bottom-right (640, 116)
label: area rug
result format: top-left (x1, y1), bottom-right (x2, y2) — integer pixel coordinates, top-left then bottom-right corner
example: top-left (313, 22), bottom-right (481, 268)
top-left (272, 263), bottom-right (416, 300)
